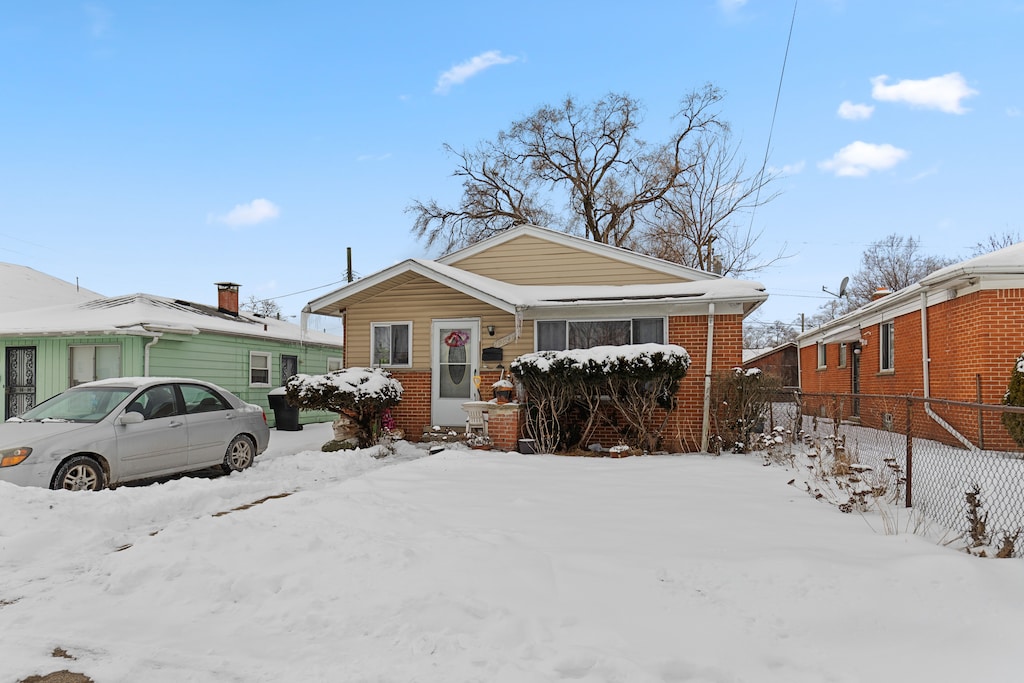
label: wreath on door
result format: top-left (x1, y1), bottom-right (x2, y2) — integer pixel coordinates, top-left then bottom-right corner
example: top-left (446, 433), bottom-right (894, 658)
top-left (443, 330), bottom-right (469, 348)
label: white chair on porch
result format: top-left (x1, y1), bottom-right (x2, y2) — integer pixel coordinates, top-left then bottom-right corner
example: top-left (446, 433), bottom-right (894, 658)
top-left (463, 401), bottom-right (489, 437)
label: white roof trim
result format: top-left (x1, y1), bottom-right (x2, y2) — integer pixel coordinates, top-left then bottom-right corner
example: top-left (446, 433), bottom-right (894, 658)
top-left (306, 258), bottom-right (767, 318)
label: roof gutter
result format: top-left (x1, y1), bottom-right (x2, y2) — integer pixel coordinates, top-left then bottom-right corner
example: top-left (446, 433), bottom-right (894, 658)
top-left (919, 288), bottom-right (978, 451)
top-left (700, 302), bottom-right (715, 452)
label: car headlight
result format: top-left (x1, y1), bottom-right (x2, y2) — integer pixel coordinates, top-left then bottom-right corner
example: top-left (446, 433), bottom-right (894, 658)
top-left (0, 447), bottom-right (32, 467)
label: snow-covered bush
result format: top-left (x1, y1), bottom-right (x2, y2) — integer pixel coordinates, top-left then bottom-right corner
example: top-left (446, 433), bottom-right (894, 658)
top-left (511, 344), bottom-right (690, 453)
top-left (285, 368), bottom-right (403, 448)
top-left (710, 367), bottom-right (781, 453)
top-left (1000, 352), bottom-right (1024, 447)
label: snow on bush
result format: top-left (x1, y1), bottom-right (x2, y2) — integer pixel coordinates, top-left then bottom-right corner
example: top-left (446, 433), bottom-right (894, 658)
top-left (512, 343), bottom-right (691, 378)
top-left (1001, 351), bottom-right (1024, 447)
top-left (511, 344), bottom-right (691, 453)
top-left (286, 368), bottom-right (403, 447)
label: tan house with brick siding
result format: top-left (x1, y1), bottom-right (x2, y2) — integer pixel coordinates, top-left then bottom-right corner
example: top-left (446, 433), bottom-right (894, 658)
top-left (303, 224), bottom-right (767, 452)
top-left (798, 241), bottom-right (1024, 441)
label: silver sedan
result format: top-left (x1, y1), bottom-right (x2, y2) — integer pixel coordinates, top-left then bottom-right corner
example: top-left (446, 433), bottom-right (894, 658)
top-left (0, 377), bottom-right (270, 490)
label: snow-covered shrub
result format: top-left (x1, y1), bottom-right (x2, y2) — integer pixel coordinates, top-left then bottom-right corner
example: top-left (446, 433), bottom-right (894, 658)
top-left (1000, 352), bottom-right (1024, 447)
top-left (710, 367), bottom-right (781, 453)
top-left (511, 344), bottom-right (690, 453)
top-left (286, 368), bottom-right (403, 448)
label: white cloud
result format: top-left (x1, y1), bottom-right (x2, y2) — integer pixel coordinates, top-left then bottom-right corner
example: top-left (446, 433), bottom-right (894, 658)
top-left (718, 0), bottom-right (748, 11)
top-left (769, 161), bottom-right (806, 175)
top-left (837, 100), bottom-right (874, 120)
top-left (434, 50), bottom-right (517, 95)
top-left (818, 141), bottom-right (909, 177)
top-left (212, 199), bottom-right (281, 227)
top-left (870, 72), bottom-right (978, 114)
top-left (1007, 106), bottom-right (1022, 117)
top-left (84, 4), bottom-right (112, 38)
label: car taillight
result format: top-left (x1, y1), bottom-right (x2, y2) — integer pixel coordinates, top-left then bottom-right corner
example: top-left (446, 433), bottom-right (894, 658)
top-left (262, 410), bottom-right (268, 424)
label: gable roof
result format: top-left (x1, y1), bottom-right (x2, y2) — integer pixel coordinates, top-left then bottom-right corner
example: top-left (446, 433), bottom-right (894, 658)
top-left (798, 241), bottom-right (1024, 346)
top-left (437, 224), bottom-right (721, 282)
top-left (306, 257), bottom-right (766, 318)
top-left (0, 292), bottom-right (344, 346)
top-left (0, 262), bottom-right (103, 313)
top-left (307, 225), bottom-right (765, 318)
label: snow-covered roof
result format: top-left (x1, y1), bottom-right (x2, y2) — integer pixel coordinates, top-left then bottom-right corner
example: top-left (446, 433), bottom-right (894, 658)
top-left (307, 257), bottom-right (767, 317)
top-left (0, 262), bottom-right (103, 313)
top-left (0, 292), bottom-right (344, 347)
top-left (797, 241), bottom-right (1024, 346)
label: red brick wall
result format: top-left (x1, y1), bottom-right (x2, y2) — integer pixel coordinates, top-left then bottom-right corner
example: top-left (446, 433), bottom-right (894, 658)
top-left (370, 313), bottom-right (746, 452)
top-left (798, 288), bottom-right (1024, 449)
top-left (659, 313), bottom-right (744, 452)
top-left (387, 370), bottom-right (431, 438)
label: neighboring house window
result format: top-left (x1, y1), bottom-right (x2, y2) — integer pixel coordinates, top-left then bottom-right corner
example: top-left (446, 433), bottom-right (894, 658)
top-left (838, 343), bottom-right (848, 369)
top-left (880, 321), bottom-right (895, 371)
top-left (69, 344), bottom-right (121, 386)
top-left (327, 357), bottom-right (343, 372)
top-left (536, 318), bottom-right (665, 351)
top-left (372, 322), bottom-right (411, 367)
top-left (817, 342), bottom-right (827, 369)
top-left (250, 351), bottom-right (272, 386)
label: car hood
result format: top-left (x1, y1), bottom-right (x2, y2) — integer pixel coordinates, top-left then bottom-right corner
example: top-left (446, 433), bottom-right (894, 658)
top-left (0, 421), bottom-right (95, 449)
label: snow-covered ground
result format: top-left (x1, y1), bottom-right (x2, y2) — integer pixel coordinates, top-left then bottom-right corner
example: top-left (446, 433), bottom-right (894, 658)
top-left (1, 424), bottom-right (1021, 683)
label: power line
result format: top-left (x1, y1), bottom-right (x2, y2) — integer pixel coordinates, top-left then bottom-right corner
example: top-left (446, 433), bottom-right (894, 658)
top-left (748, 0), bottom-right (798, 234)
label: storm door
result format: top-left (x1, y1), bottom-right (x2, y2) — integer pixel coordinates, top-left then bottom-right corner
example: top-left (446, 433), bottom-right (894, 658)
top-left (851, 342), bottom-right (862, 417)
top-left (5, 346), bottom-right (37, 419)
top-left (430, 319), bottom-right (480, 427)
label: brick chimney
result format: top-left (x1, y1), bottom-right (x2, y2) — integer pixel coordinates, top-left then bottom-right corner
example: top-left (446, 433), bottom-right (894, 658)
top-left (215, 282), bottom-right (241, 316)
top-left (871, 286), bottom-right (891, 301)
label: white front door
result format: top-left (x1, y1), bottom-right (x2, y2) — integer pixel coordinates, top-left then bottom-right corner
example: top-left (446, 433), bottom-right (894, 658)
top-left (431, 319), bottom-right (480, 427)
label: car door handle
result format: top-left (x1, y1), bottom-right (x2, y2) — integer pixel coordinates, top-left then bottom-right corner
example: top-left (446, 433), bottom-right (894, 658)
top-left (168, 420), bottom-right (184, 428)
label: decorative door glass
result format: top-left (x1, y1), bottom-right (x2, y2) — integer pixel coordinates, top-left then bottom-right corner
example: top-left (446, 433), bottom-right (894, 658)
top-left (438, 327), bottom-right (472, 399)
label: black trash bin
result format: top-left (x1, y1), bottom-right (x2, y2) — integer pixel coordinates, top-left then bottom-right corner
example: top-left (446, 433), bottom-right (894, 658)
top-left (267, 387), bottom-right (302, 431)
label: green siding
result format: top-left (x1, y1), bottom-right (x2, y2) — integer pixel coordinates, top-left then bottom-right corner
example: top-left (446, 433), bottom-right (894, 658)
top-left (1, 332), bottom-right (342, 427)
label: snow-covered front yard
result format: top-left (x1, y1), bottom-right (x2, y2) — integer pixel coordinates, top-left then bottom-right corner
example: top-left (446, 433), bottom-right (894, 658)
top-left (1, 424), bottom-right (1021, 682)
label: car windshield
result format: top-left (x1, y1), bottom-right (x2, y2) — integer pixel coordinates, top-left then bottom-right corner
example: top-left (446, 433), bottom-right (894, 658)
top-left (16, 387), bottom-right (136, 423)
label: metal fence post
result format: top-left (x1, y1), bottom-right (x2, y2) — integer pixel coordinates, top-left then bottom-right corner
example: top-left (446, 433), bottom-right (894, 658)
top-left (905, 397), bottom-right (913, 508)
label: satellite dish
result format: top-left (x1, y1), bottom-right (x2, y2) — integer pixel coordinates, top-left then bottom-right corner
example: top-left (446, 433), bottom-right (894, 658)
top-left (838, 276), bottom-right (849, 298)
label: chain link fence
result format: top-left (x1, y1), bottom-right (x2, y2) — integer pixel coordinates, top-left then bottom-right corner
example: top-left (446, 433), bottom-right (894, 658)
top-left (762, 391), bottom-right (1024, 557)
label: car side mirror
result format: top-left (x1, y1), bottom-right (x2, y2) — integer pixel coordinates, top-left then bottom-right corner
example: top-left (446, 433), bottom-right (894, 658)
top-left (118, 411), bottom-right (145, 425)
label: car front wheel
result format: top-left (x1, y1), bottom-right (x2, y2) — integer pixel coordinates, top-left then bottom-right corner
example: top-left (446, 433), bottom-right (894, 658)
top-left (222, 435), bottom-right (256, 474)
top-left (53, 456), bottom-right (107, 491)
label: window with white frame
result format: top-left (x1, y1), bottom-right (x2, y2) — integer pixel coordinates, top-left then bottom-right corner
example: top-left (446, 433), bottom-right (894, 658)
top-left (880, 321), bottom-right (895, 371)
top-left (250, 351), bottom-right (272, 386)
top-left (817, 342), bottom-right (827, 369)
top-left (536, 318), bottom-right (665, 351)
top-left (69, 344), bottom-right (121, 386)
top-left (372, 322), bottom-right (411, 367)
top-left (327, 357), bottom-right (343, 372)
top-left (838, 343), bottom-right (848, 369)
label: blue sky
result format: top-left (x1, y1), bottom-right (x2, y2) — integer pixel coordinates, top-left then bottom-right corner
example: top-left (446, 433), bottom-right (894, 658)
top-left (2, 1), bottom-right (1021, 336)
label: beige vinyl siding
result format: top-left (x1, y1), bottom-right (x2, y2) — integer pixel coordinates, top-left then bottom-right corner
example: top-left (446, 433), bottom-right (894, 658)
top-left (446, 233), bottom-right (687, 286)
top-left (345, 276), bottom-right (534, 371)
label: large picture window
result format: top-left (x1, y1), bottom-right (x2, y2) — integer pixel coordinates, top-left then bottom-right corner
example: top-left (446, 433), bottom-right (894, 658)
top-left (536, 318), bottom-right (665, 351)
top-left (372, 322), bottom-right (411, 367)
top-left (880, 321), bottom-right (895, 371)
top-left (69, 344), bottom-right (121, 386)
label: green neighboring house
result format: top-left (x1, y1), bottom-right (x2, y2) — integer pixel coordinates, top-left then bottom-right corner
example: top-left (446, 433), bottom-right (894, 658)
top-left (1, 282), bottom-right (344, 427)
